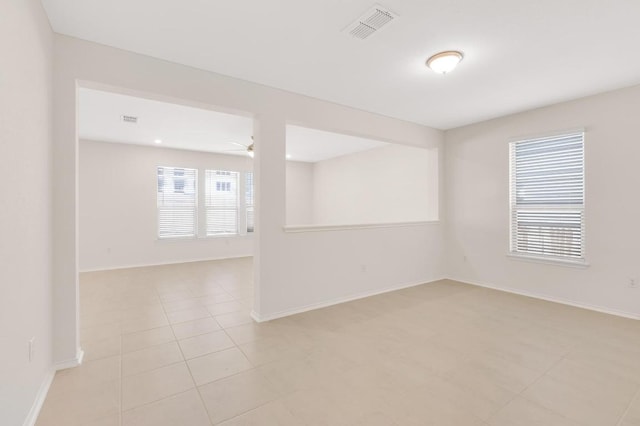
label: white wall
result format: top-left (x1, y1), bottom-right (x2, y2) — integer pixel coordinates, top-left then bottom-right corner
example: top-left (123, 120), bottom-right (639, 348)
top-left (445, 84), bottom-right (640, 318)
top-left (79, 140), bottom-right (253, 271)
top-left (0, 0), bottom-right (54, 424)
top-left (285, 161), bottom-right (314, 225)
top-left (312, 144), bottom-right (438, 225)
top-left (53, 35), bottom-right (445, 362)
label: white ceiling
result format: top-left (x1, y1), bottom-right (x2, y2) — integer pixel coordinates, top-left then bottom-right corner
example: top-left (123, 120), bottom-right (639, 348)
top-left (44, 1), bottom-right (640, 129)
top-left (79, 88), bottom-right (254, 155)
top-left (79, 88), bottom-right (388, 162)
top-left (286, 126), bottom-right (388, 163)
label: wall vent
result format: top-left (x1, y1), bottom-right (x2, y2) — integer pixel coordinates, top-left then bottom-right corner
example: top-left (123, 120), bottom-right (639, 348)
top-left (343, 4), bottom-right (398, 40)
top-left (121, 115), bottom-right (138, 124)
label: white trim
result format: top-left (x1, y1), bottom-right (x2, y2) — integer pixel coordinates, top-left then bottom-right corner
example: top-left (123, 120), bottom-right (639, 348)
top-left (283, 220), bottom-right (439, 233)
top-left (22, 370), bottom-right (55, 426)
top-left (508, 130), bottom-right (586, 262)
top-left (250, 276), bottom-right (446, 322)
top-left (507, 127), bottom-right (586, 144)
top-left (154, 229), bottom-right (252, 241)
top-left (250, 310), bottom-right (263, 322)
top-left (54, 348), bottom-right (84, 371)
top-left (451, 276), bottom-right (639, 320)
top-left (507, 253), bottom-right (589, 269)
top-left (78, 255), bottom-right (252, 273)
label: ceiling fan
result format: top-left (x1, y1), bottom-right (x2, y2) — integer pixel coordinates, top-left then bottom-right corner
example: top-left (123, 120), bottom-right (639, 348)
top-left (223, 136), bottom-right (254, 157)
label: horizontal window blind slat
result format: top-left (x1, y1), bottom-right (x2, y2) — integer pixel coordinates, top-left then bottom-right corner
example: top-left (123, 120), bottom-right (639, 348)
top-left (246, 172), bottom-right (254, 233)
top-left (157, 166), bottom-right (197, 238)
top-left (205, 170), bottom-right (239, 235)
top-left (510, 132), bottom-right (585, 260)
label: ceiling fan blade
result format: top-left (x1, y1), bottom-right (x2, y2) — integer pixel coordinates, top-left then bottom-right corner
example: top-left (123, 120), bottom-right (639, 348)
top-left (221, 149), bottom-right (247, 152)
top-left (230, 142), bottom-right (248, 148)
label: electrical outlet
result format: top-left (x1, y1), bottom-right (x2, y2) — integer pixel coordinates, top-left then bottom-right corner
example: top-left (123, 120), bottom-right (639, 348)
top-left (629, 278), bottom-right (638, 288)
top-left (28, 337), bottom-right (35, 362)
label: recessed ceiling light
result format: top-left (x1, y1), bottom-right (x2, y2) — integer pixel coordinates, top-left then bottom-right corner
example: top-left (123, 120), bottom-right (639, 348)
top-left (154, 139), bottom-right (162, 144)
top-left (286, 154), bottom-right (292, 159)
top-left (426, 50), bottom-right (463, 74)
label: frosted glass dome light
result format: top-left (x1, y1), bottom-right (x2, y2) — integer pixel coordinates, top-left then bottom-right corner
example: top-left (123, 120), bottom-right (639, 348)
top-left (426, 51), bottom-right (463, 74)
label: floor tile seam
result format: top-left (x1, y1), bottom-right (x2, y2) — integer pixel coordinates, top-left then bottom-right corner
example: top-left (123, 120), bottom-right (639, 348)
top-left (121, 339), bottom-right (179, 355)
top-left (209, 397), bottom-right (292, 426)
top-left (443, 356), bottom-right (542, 395)
top-left (119, 342), bottom-right (123, 426)
top-left (157, 288), bottom-right (195, 365)
top-left (119, 388), bottom-right (206, 423)
top-left (184, 344), bottom-right (253, 377)
top-left (193, 364), bottom-right (281, 393)
top-left (121, 349), bottom-right (190, 377)
top-left (120, 337), bottom-right (182, 359)
top-left (130, 289), bottom-right (201, 393)
top-left (515, 349), bottom-right (568, 396)
top-left (513, 351), bottom-right (592, 426)
top-left (428, 365), bottom-right (520, 423)
top-left (203, 305), bottom-right (245, 317)
top-left (192, 382), bottom-right (216, 425)
top-left (167, 311), bottom-right (216, 326)
top-left (180, 338), bottom-right (239, 361)
top-left (163, 293), bottom-right (217, 426)
top-left (520, 372), bottom-right (638, 422)
top-left (615, 384), bottom-right (640, 426)
top-left (191, 365), bottom-right (283, 425)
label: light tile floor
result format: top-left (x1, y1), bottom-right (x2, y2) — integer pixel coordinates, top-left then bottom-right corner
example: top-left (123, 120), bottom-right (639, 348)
top-left (36, 257), bottom-right (640, 425)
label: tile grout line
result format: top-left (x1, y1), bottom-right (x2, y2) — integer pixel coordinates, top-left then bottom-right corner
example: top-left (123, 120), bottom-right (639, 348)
top-left (190, 277), bottom-right (271, 425)
top-left (503, 349), bottom-right (579, 424)
top-left (616, 384), bottom-right (640, 426)
top-left (162, 279), bottom-right (248, 425)
top-left (157, 282), bottom-right (215, 425)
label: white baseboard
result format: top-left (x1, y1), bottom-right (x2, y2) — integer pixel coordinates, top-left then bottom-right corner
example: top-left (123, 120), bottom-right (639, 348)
top-left (79, 255), bottom-right (252, 273)
top-left (54, 348), bottom-right (84, 371)
top-left (451, 276), bottom-right (640, 320)
top-left (251, 276), bottom-right (446, 322)
top-left (23, 370), bottom-right (54, 426)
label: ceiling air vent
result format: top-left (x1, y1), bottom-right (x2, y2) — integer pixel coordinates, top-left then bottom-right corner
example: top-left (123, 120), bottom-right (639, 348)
top-left (344, 4), bottom-right (398, 40)
top-left (121, 115), bottom-right (138, 124)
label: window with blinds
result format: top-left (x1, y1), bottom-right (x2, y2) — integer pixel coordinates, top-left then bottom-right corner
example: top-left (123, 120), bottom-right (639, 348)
top-left (246, 172), bottom-right (254, 233)
top-left (157, 166), bottom-right (197, 238)
top-left (205, 170), bottom-right (239, 236)
top-left (509, 132), bottom-right (585, 261)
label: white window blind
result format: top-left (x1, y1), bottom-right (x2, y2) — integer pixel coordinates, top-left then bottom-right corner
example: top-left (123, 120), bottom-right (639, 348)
top-left (205, 170), bottom-right (239, 235)
top-left (157, 166), bottom-right (197, 238)
top-left (510, 132), bottom-right (585, 261)
top-left (246, 172), bottom-right (254, 233)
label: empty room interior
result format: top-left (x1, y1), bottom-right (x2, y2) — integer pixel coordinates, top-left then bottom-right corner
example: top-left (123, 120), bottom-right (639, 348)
top-left (3, 0), bottom-right (640, 425)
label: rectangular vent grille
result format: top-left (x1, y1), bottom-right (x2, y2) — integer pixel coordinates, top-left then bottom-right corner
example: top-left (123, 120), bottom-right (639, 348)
top-left (349, 23), bottom-right (377, 39)
top-left (344, 4), bottom-right (397, 40)
top-left (121, 115), bottom-right (138, 124)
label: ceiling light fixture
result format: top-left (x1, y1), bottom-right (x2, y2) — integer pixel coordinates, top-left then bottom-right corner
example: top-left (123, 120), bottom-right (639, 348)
top-left (286, 154), bottom-right (292, 159)
top-left (426, 50), bottom-right (463, 74)
top-left (154, 139), bottom-right (162, 144)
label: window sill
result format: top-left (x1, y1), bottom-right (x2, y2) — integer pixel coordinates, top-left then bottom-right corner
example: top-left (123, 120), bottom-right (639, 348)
top-left (283, 220), bottom-right (439, 233)
top-left (157, 234), bottom-right (253, 242)
top-left (507, 253), bottom-right (589, 269)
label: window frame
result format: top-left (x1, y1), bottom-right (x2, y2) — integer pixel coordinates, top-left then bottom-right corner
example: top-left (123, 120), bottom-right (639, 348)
top-left (205, 169), bottom-right (240, 237)
top-left (156, 165), bottom-right (254, 240)
top-left (156, 166), bottom-right (198, 240)
top-left (508, 130), bottom-right (587, 266)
